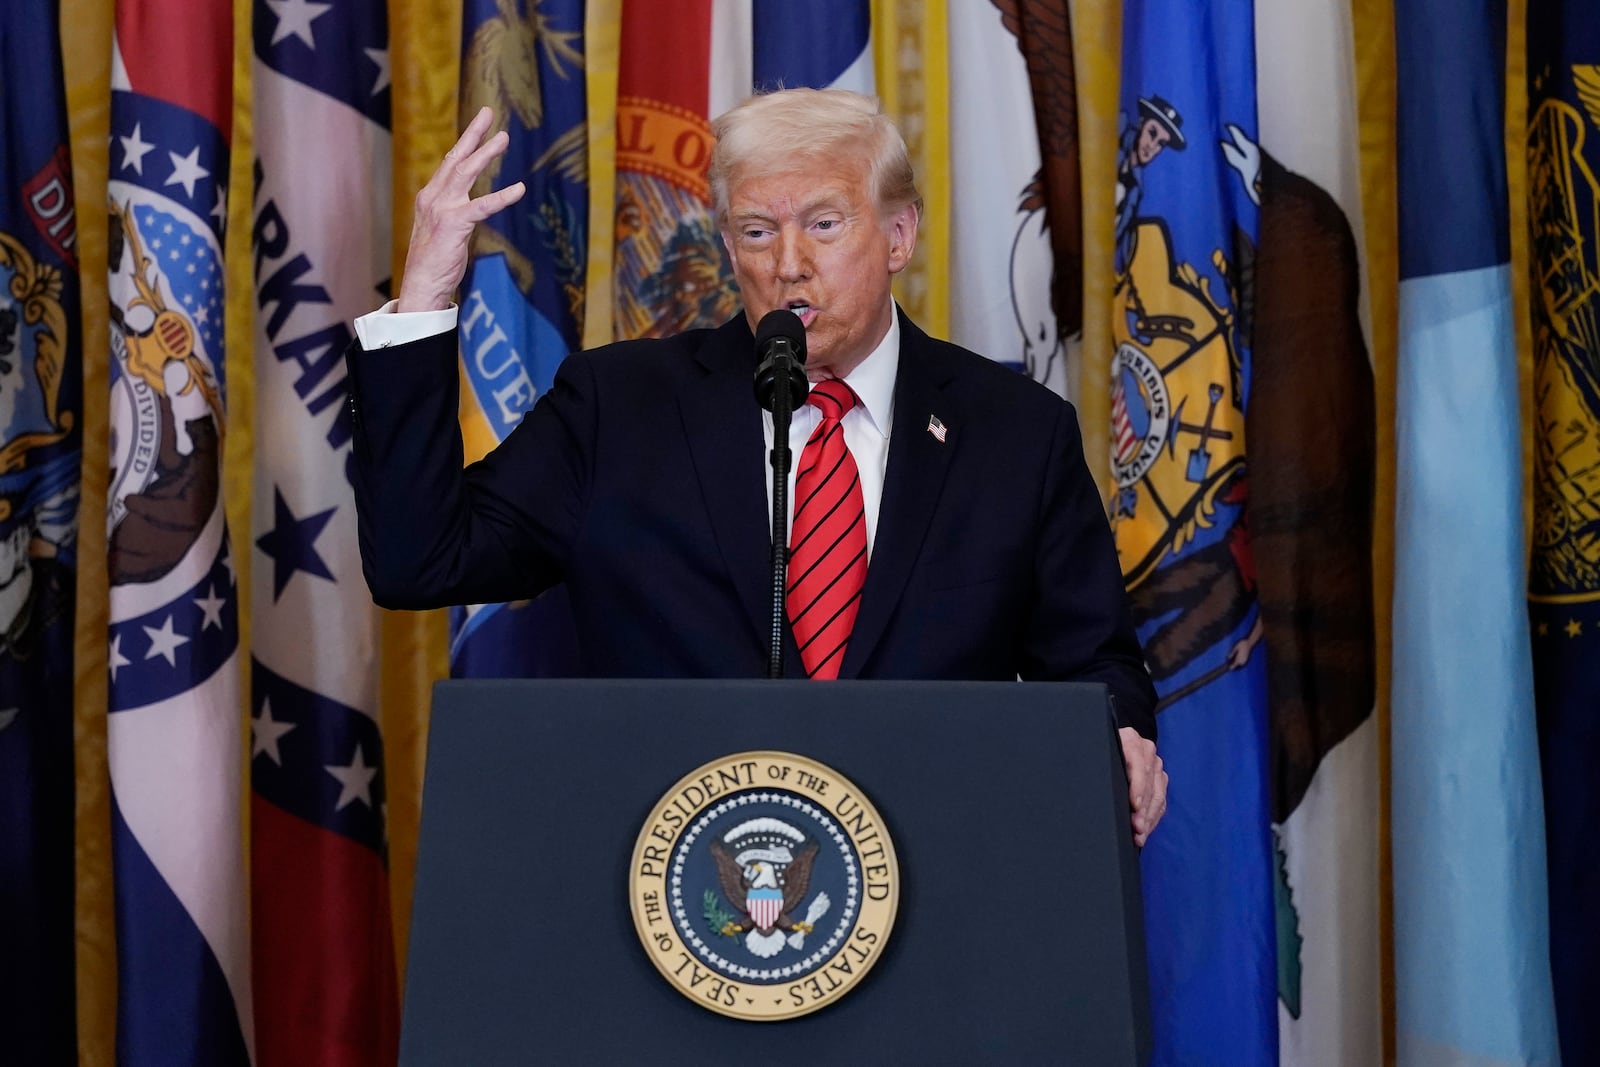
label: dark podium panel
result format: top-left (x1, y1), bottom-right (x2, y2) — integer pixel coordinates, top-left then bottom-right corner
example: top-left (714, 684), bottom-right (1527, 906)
top-left (402, 680), bottom-right (1150, 1065)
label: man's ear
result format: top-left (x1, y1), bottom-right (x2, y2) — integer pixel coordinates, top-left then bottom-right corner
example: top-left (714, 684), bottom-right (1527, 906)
top-left (886, 205), bottom-right (918, 274)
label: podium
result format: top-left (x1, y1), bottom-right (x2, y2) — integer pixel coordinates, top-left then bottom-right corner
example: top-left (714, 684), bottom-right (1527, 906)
top-left (400, 680), bottom-right (1151, 1064)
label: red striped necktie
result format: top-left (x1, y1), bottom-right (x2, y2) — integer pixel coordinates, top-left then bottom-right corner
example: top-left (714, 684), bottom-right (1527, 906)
top-left (788, 379), bottom-right (868, 679)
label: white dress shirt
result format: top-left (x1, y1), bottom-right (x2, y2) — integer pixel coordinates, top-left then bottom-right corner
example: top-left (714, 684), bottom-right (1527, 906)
top-left (763, 314), bottom-right (896, 561)
top-left (352, 301), bottom-right (899, 560)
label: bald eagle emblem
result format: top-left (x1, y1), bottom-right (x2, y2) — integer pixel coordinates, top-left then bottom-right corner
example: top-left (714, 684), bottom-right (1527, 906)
top-left (709, 818), bottom-right (832, 959)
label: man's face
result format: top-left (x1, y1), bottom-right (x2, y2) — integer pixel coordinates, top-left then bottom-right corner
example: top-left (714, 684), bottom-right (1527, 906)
top-left (722, 159), bottom-right (917, 380)
top-left (1136, 118), bottom-right (1172, 165)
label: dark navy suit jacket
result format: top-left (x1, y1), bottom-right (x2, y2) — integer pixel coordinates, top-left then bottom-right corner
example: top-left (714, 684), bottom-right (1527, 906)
top-left (346, 310), bottom-right (1157, 739)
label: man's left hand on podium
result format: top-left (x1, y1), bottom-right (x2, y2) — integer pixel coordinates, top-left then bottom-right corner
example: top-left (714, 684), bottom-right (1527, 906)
top-left (1119, 727), bottom-right (1168, 847)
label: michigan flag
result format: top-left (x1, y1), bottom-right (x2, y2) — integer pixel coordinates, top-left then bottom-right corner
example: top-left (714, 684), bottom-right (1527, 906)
top-left (106, 0), bottom-right (252, 1061)
top-left (450, 0), bottom-right (589, 678)
top-left (1392, 2), bottom-right (1558, 1064)
top-left (0, 1), bottom-right (83, 1061)
top-left (250, 0), bottom-right (399, 1061)
top-left (1111, 1), bottom-right (1275, 1063)
top-left (1526, 3), bottom-right (1600, 1062)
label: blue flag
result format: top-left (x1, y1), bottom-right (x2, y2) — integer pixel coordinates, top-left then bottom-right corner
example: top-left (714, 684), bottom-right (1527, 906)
top-left (1392, 2), bottom-right (1558, 1064)
top-left (752, 0), bottom-right (872, 94)
top-left (1526, 3), bottom-right (1600, 1063)
top-left (1111, 2), bottom-right (1275, 1063)
top-left (451, 0), bottom-right (588, 678)
top-left (0, 2), bottom-right (83, 1061)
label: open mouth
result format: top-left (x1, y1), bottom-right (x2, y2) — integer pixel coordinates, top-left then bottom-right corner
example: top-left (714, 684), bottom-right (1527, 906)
top-left (787, 301), bottom-right (815, 326)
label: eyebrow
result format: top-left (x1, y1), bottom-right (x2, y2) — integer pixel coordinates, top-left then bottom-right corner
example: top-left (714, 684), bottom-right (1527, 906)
top-left (729, 190), bottom-right (853, 226)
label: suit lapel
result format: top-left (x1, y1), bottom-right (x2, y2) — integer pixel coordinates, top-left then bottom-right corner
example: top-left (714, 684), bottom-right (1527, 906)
top-left (840, 315), bottom-right (959, 678)
top-left (679, 318), bottom-right (801, 668)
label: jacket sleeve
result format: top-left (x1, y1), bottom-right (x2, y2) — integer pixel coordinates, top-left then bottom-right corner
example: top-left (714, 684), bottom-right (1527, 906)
top-left (344, 328), bottom-right (594, 610)
top-left (1021, 400), bottom-right (1159, 741)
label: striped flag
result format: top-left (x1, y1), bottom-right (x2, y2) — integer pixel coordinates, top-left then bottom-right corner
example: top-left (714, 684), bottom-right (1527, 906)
top-left (1525, 3), bottom-right (1600, 1063)
top-left (1252, 3), bottom-right (1380, 1063)
top-left (946, 1), bottom-right (1067, 394)
top-left (449, 0), bottom-right (589, 678)
top-left (1391, 2), bottom-right (1558, 1063)
top-left (752, 0), bottom-right (872, 95)
top-left (106, 0), bottom-right (252, 1061)
top-left (613, 0), bottom-right (740, 342)
top-left (1111, 1), bottom-right (1275, 1063)
top-left (0, 2), bottom-right (83, 1060)
top-left (249, 0), bottom-right (399, 1062)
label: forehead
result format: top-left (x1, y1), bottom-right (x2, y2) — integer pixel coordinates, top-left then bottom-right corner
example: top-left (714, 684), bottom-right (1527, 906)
top-left (726, 159), bottom-right (872, 216)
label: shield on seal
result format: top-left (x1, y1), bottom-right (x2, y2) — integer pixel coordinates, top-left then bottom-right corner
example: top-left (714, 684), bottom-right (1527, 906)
top-left (1110, 218), bottom-right (1247, 590)
top-left (747, 887), bottom-right (783, 932)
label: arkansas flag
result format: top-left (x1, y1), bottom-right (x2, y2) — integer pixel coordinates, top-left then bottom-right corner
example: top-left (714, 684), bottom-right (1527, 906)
top-left (250, 0), bottom-right (399, 1063)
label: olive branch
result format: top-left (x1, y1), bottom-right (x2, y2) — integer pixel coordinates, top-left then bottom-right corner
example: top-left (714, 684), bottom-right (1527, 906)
top-left (702, 890), bottom-right (739, 940)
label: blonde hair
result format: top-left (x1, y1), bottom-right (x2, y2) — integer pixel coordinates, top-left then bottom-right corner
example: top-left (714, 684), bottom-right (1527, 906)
top-left (709, 88), bottom-right (922, 224)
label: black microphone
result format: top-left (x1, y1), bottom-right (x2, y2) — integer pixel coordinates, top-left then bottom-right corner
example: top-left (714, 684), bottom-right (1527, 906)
top-left (753, 308), bottom-right (808, 678)
top-left (753, 308), bottom-right (809, 411)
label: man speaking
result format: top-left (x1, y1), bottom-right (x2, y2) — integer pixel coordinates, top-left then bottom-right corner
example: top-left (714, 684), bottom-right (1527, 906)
top-left (346, 89), bottom-right (1167, 845)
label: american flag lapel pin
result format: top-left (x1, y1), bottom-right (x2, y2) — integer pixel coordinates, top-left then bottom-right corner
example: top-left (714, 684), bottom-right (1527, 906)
top-left (927, 414), bottom-right (947, 443)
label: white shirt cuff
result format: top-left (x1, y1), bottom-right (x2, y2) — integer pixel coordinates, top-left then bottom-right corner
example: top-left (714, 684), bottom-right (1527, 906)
top-left (353, 300), bottom-right (458, 350)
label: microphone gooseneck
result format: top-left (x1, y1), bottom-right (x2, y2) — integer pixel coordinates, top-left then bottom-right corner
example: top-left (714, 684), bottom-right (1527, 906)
top-left (753, 309), bottom-right (808, 679)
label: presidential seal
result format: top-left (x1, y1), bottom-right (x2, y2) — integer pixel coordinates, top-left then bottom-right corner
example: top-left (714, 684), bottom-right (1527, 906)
top-left (629, 751), bottom-right (898, 1021)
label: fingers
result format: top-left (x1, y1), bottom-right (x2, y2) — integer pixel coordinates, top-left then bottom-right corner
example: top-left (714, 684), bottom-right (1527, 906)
top-left (397, 109), bottom-right (523, 312)
top-left (425, 107), bottom-right (507, 200)
top-left (465, 179), bottom-right (526, 224)
top-left (1120, 727), bottom-right (1168, 847)
top-left (449, 126), bottom-right (513, 197)
top-left (448, 105), bottom-right (495, 159)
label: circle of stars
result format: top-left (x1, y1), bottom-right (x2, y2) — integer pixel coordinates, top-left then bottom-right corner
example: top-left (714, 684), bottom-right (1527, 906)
top-left (666, 791), bottom-right (860, 984)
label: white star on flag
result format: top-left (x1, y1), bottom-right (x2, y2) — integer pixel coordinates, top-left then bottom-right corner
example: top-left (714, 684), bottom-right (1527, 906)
top-left (211, 184), bottom-right (228, 226)
top-left (194, 584), bottom-right (227, 631)
top-left (109, 633), bottom-right (131, 681)
top-left (142, 614), bottom-right (190, 667)
top-left (119, 123), bottom-right (154, 175)
top-left (252, 699), bottom-right (297, 765)
top-left (364, 47), bottom-right (391, 95)
top-left (265, 0), bottom-right (333, 48)
top-left (165, 146), bottom-right (209, 198)
top-left (326, 745), bottom-right (378, 811)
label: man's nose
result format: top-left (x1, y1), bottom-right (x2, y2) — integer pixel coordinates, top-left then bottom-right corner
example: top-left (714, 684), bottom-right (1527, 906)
top-left (774, 229), bottom-right (812, 281)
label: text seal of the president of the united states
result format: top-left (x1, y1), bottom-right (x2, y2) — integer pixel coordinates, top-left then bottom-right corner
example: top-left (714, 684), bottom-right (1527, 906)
top-left (629, 751), bottom-right (899, 1021)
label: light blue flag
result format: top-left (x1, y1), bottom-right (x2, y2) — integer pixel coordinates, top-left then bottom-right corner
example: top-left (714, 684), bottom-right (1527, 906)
top-left (451, 0), bottom-right (588, 678)
top-left (1111, 2), bottom-right (1276, 1064)
top-left (1392, 2), bottom-right (1559, 1064)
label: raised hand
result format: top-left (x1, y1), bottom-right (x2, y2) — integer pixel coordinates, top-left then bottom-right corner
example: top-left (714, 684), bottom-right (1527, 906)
top-left (396, 106), bottom-right (527, 313)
